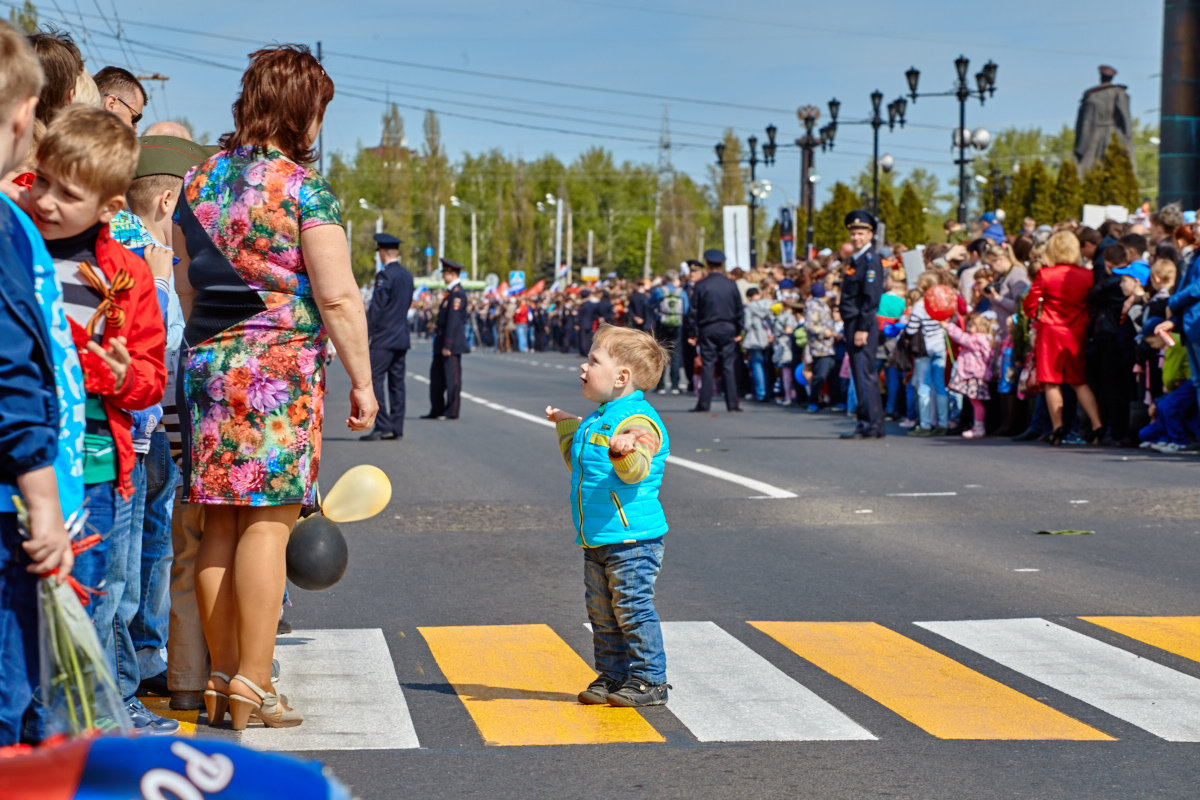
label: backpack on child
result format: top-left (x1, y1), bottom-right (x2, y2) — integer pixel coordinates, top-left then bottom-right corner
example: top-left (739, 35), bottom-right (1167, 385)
top-left (658, 288), bottom-right (683, 328)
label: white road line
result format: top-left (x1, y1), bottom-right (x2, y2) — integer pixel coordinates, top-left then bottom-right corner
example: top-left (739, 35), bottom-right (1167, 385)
top-left (239, 629), bottom-right (420, 751)
top-left (917, 618), bottom-right (1200, 742)
top-left (660, 621), bottom-right (876, 742)
top-left (419, 378), bottom-right (796, 499)
top-left (886, 492), bottom-right (958, 497)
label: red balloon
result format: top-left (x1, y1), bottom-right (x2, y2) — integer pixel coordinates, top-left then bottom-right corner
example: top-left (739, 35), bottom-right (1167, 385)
top-left (925, 284), bottom-right (957, 321)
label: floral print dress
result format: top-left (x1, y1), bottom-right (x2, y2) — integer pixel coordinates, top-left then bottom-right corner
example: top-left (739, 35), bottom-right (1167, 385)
top-left (178, 146), bottom-right (341, 506)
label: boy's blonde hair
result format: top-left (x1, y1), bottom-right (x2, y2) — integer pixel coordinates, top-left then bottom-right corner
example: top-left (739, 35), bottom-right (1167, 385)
top-left (0, 20), bottom-right (44, 117)
top-left (592, 322), bottom-right (670, 392)
top-left (1150, 258), bottom-right (1177, 290)
top-left (37, 104), bottom-right (138, 200)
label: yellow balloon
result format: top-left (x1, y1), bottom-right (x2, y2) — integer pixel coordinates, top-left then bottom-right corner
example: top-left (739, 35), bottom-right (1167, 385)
top-left (322, 465), bottom-right (392, 523)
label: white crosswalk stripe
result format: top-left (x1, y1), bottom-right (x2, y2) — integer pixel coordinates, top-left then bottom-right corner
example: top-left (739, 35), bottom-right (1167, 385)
top-left (660, 621), bottom-right (875, 742)
top-left (917, 618), bottom-right (1200, 742)
top-left (240, 629), bottom-right (420, 751)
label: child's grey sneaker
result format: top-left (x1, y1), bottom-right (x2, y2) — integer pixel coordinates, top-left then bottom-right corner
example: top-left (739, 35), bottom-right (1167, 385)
top-left (606, 678), bottom-right (670, 707)
top-left (578, 676), bottom-right (622, 705)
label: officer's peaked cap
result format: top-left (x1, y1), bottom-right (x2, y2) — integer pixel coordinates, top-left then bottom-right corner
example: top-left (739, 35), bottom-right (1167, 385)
top-left (703, 248), bottom-right (726, 265)
top-left (373, 232), bottom-right (402, 248)
top-left (844, 210), bottom-right (877, 231)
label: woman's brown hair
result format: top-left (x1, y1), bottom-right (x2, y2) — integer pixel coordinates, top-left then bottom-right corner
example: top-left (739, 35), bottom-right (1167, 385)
top-left (27, 29), bottom-right (82, 125)
top-left (220, 45), bottom-right (334, 165)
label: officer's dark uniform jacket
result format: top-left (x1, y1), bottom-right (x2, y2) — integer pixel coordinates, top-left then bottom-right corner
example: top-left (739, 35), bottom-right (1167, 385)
top-left (687, 272), bottom-right (743, 331)
top-left (435, 282), bottom-right (469, 354)
top-left (367, 261), bottom-right (413, 350)
top-left (838, 245), bottom-right (885, 336)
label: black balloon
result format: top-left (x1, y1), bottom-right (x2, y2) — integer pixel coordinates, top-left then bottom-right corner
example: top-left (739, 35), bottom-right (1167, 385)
top-left (286, 514), bottom-right (348, 591)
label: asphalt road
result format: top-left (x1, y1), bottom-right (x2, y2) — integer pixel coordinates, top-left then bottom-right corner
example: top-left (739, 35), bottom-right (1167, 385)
top-left (196, 339), bottom-right (1200, 799)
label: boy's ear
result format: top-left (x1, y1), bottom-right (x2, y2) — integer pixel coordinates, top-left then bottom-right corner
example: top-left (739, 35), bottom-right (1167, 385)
top-left (616, 364), bottom-right (632, 386)
top-left (97, 194), bottom-right (126, 224)
top-left (158, 188), bottom-right (175, 216)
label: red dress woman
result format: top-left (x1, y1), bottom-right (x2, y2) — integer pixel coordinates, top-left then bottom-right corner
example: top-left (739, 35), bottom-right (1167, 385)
top-left (1022, 232), bottom-right (1104, 444)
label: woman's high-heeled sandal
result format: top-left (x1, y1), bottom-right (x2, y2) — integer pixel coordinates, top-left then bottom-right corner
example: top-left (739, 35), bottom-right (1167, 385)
top-left (204, 671), bottom-right (231, 726)
top-left (228, 674), bottom-right (303, 730)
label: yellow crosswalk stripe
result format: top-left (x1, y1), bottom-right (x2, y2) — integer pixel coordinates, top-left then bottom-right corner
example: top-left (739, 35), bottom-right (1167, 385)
top-left (1080, 616), bottom-right (1200, 663)
top-left (139, 696), bottom-right (199, 737)
top-left (749, 621), bottom-right (1113, 740)
top-left (418, 623), bottom-right (664, 746)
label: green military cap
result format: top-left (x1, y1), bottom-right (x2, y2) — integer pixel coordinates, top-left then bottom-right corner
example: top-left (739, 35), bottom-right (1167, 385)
top-left (135, 135), bottom-right (218, 179)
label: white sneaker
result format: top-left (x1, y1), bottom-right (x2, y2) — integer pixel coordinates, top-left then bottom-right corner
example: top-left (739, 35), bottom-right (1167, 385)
top-left (670, 388), bottom-right (681, 395)
top-left (656, 389), bottom-right (667, 395)
top-left (1151, 441), bottom-right (1183, 453)
top-left (1138, 440), bottom-right (1155, 449)
top-left (899, 419), bottom-right (917, 429)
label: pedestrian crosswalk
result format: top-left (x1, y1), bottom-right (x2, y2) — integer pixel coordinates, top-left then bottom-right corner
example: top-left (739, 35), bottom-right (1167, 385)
top-left (158, 616), bottom-right (1200, 751)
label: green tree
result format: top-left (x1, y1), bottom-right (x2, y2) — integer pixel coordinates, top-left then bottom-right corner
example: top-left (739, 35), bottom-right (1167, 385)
top-left (1083, 133), bottom-right (1140, 209)
top-left (894, 181), bottom-right (925, 248)
top-left (815, 182), bottom-right (859, 253)
top-left (875, 183), bottom-right (898, 243)
top-left (1052, 159), bottom-right (1084, 223)
top-left (8, 0), bottom-right (37, 33)
top-left (1026, 160), bottom-right (1056, 226)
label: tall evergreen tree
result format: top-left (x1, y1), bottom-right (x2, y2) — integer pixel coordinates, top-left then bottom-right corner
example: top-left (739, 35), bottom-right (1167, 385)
top-left (1052, 160), bottom-right (1084, 223)
top-left (1083, 133), bottom-right (1140, 209)
top-left (895, 182), bottom-right (925, 248)
top-left (815, 182), bottom-right (859, 253)
top-left (1026, 160), bottom-right (1056, 226)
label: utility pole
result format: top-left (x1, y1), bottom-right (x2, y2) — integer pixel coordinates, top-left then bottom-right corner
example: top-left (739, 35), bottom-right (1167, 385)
top-left (643, 227), bottom-right (653, 280)
top-left (470, 211), bottom-right (477, 281)
top-left (316, 42), bottom-right (324, 174)
top-left (437, 203), bottom-right (445, 268)
top-left (697, 228), bottom-right (705, 260)
top-left (607, 209), bottom-right (615, 269)
top-left (565, 209), bottom-right (573, 284)
top-left (553, 200), bottom-right (564, 282)
top-left (587, 229), bottom-right (594, 268)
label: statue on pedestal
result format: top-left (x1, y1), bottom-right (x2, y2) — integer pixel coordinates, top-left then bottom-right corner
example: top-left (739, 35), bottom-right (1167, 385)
top-left (1073, 65), bottom-right (1133, 174)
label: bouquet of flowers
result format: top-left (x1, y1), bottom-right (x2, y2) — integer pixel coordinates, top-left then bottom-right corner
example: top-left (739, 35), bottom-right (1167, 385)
top-left (13, 497), bottom-right (129, 738)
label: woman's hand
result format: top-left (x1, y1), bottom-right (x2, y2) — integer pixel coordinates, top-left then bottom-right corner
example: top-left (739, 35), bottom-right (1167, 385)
top-left (347, 385), bottom-right (378, 432)
top-left (545, 406), bottom-right (580, 423)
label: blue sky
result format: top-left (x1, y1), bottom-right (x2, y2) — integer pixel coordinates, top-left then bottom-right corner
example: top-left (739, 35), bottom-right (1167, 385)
top-left (23, 0), bottom-right (1162, 209)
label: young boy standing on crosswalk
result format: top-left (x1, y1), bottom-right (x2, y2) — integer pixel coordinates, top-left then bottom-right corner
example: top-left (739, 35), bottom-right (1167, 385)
top-left (545, 323), bottom-right (673, 707)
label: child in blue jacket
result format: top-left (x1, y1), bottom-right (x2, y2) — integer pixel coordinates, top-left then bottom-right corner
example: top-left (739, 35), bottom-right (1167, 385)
top-left (545, 323), bottom-right (673, 707)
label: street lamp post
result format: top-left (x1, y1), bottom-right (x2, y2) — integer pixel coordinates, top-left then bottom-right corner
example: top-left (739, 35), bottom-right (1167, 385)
top-left (905, 55), bottom-right (998, 224)
top-left (714, 127), bottom-right (776, 268)
top-left (795, 103), bottom-right (838, 257)
top-left (827, 91), bottom-right (908, 215)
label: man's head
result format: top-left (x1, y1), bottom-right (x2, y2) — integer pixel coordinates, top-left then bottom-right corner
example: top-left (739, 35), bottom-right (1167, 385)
top-left (93, 66), bottom-right (146, 132)
top-left (581, 323), bottom-right (669, 403)
top-left (1101, 243), bottom-right (1127, 272)
top-left (845, 209), bottom-right (875, 250)
top-left (439, 258), bottom-right (463, 282)
top-left (373, 232), bottom-right (401, 265)
top-left (32, 105), bottom-right (138, 239)
top-left (143, 120), bottom-right (192, 140)
top-left (703, 248), bottom-right (726, 271)
top-left (1118, 232), bottom-right (1148, 264)
top-left (0, 21), bottom-right (44, 176)
top-left (1076, 226), bottom-right (1102, 261)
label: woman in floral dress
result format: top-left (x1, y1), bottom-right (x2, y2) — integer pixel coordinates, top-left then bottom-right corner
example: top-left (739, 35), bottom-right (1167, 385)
top-left (174, 45), bottom-right (376, 729)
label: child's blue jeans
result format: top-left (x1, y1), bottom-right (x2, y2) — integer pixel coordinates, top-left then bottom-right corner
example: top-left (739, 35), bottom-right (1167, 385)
top-left (583, 537), bottom-right (666, 686)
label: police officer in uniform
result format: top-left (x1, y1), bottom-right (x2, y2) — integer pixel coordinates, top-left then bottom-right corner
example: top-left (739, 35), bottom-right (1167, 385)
top-left (361, 233), bottom-right (413, 441)
top-left (686, 249), bottom-right (743, 413)
top-left (422, 259), bottom-right (469, 420)
top-left (838, 210), bottom-right (886, 439)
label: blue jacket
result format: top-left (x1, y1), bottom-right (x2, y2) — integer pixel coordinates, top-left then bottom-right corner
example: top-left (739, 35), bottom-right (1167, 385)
top-left (0, 202), bottom-right (59, 512)
top-left (566, 391), bottom-right (669, 547)
top-left (1168, 251), bottom-right (1200, 343)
